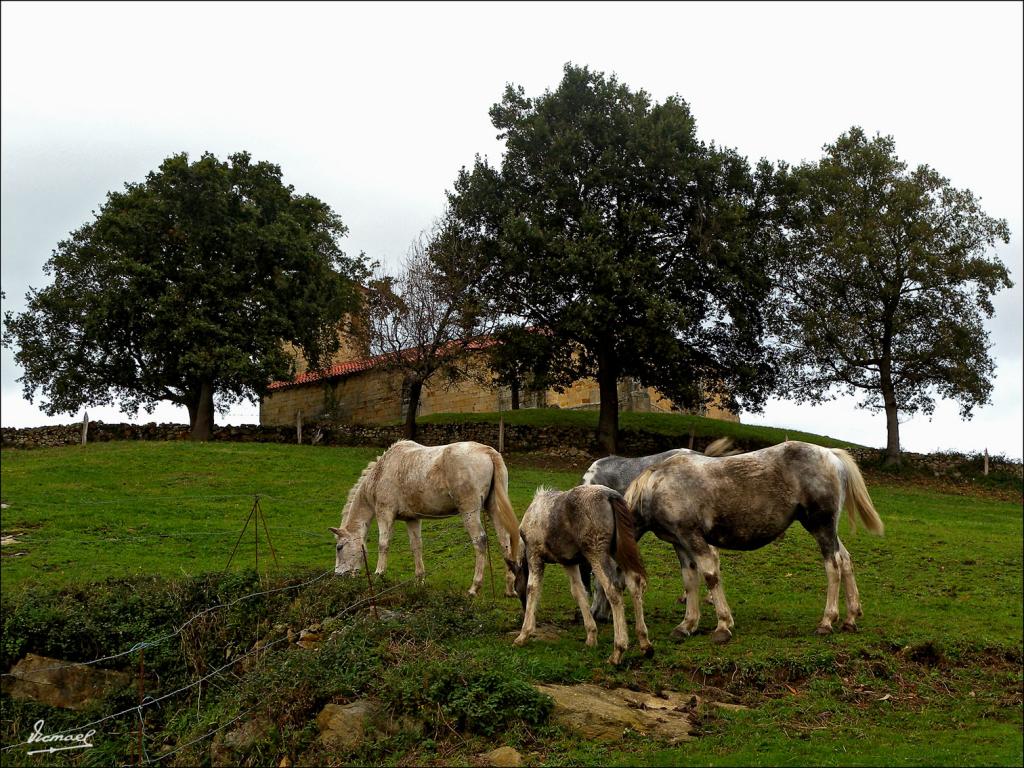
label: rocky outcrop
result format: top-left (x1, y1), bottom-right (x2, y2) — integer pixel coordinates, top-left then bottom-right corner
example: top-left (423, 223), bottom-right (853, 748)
top-left (535, 683), bottom-right (699, 743)
top-left (210, 716), bottom-right (274, 767)
top-left (317, 701), bottom-right (374, 752)
top-left (2, 653), bottom-right (131, 710)
top-left (481, 746), bottom-right (524, 766)
top-left (315, 700), bottom-right (422, 753)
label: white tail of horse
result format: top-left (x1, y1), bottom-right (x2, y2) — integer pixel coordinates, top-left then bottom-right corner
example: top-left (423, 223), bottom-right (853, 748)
top-left (831, 449), bottom-right (884, 535)
top-left (704, 437), bottom-right (741, 457)
top-left (623, 463), bottom-right (657, 521)
top-left (485, 449), bottom-right (520, 560)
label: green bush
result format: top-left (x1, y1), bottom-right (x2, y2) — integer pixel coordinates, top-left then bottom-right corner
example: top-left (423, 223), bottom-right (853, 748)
top-left (381, 658), bottom-right (553, 736)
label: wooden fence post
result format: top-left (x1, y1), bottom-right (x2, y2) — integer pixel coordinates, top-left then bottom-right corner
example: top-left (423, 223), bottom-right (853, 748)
top-left (296, 410), bottom-right (303, 445)
top-left (81, 412), bottom-right (89, 446)
top-left (984, 448), bottom-right (989, 476)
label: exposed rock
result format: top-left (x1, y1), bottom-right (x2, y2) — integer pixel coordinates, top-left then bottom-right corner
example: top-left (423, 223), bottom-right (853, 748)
top-left (2, 653), bottom-right (131, 710)
top-left (296, 628), bottom-right (321, 650)
top-left (535, 683), bottom-right (696, 742)
top-left (315, 699), bottom-right (421, 753)
top-left (482, 745), bottom-right (523, 766)
top-left (210, 716), bottom-right (273, 766)
top-left (317, 700), bottom-right (374, 752)
top-left (223, 716), bottom-right (272, 750)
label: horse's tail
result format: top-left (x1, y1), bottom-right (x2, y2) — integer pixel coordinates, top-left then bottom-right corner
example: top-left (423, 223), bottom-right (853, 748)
top-left (832, 448), bottom-right (884, 535)
top-left (624, 462), bottom-right (658, 524)
top-left (609, 493), bottom-right (646, 580)
top-left (704, 437), bottom-right (741, 457)
top-left (485, 450), bottom-right (520, 560)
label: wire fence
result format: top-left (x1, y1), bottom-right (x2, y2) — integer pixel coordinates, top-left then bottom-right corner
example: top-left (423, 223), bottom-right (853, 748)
top-left (0, 568), bottom-right (337, 682)
top-left (1, 574), bottom-right (418, 761)
top-left (1, 488), bottom-right (512, 764)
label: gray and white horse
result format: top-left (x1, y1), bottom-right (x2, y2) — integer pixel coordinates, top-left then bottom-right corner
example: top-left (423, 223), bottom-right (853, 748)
top-left (583, 437), bottom-right (739, 618)
top-left (581, 437), bottom-right (738, 494)
top-left (330, 440), bottom-right (520, 596)
top-left (625, 441), bottom-right (884, 643)
top-left (513, 484), bottom-right (653, 665)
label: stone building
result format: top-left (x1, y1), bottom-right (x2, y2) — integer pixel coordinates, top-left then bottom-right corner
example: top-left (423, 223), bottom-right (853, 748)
top-left (259, 339), bottom-right (739, 428)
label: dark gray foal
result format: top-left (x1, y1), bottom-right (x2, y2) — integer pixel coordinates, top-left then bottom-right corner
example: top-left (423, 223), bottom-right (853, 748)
top-left (513, 484), bottom-right (653, 665)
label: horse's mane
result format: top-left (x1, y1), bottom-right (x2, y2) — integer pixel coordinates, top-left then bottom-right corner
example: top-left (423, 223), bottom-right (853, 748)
top-left (532, 485), bottom-right (560, 501)
top-left (339, 452), bottom-right (384, 526)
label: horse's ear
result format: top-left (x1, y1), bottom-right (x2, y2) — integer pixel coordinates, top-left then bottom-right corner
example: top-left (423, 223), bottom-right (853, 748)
top-left (328, 526), bottom-right (342, 537)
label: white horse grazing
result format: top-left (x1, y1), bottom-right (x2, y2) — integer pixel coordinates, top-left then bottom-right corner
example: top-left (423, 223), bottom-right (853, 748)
top-left (513, 484), bottom-right (653, 665)
top-left (625, 441), bottom-right (884, 643)
top-left (330, 440), bottom-right (520, 596)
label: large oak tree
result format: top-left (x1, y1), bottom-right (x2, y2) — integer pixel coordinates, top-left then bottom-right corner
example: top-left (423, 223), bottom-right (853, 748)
top-left (448, 64), bottom-right (778, 452)
top-left (774, 128), bottom-right (1012, 465)
top-left (3, 151), bottom-right (370, 440)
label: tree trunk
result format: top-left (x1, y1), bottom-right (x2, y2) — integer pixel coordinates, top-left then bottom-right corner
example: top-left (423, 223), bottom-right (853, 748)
top-left (511, 380), bottom-right (520, 410)
top-left (404, 379), bottom-right (423, 440)
top-left (596, 346), bottom-right (619, 455)
top-left (189, 382), bottom-right (215, 442)
top-left (879, 361), bottom-right (901, 466)
top-left (883, 399), bottom-right (901, 466)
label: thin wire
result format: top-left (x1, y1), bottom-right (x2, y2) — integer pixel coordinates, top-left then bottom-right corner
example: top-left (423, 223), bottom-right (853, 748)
top-left (1, 578), bottom-right (416, 754)
top-left (0, 570), bottom-right (336, 681)
top-left (145, 706), bottom-right (256, 764)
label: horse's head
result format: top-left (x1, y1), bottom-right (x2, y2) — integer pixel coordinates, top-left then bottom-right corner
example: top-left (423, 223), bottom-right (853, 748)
top-left (328, 526), bottom-right (366, 576)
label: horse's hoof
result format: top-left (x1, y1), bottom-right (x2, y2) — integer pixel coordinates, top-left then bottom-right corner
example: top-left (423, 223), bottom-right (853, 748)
top-left (513, 634), bottom-right (528, 647)
top-left (642, 643), bottom-right (655, 658)
top-left (671, 625), bottom-right (695, 640)
top-left (585, 635), bottom-right (598, 648)
top-left (840, 622), bottom-right (858, 633)
top-left (711, 628), bottom-right (732, 645)
top-left (815, 625), bottom-right (833, 636)
top-left (607, 651), bottom-right (624, 666)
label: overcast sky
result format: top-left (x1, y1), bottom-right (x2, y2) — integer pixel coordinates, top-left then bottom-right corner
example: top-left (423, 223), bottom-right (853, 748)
top-left (2, 1), bottom-right (1021, 459)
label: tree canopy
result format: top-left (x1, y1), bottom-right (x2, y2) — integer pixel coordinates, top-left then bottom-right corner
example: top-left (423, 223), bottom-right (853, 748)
top-left (3, 151), bottom-right (370, 440)
top-left (774, 127), bottom-right (1012, 464)
top-left (448, 63), bottom-right (778, 452)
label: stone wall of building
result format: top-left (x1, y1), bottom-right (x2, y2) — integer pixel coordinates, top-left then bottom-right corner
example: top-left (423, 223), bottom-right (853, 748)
top-left (260, 360), bottom-right (740, 429)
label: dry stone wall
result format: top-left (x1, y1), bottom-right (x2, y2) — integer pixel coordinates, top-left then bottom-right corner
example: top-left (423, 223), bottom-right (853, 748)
top-left (2, 421), bottom-right (1020, 481)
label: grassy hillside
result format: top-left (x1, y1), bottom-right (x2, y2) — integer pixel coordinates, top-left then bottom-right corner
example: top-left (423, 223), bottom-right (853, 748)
top-left (417, 409), bottom-right (871, 450)
top-left (1, 442), bottom-right (1021, 766)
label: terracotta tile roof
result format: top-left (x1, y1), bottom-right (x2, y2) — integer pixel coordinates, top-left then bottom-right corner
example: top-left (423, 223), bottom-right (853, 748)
top-left (267, 337), bottom-right (499, 391)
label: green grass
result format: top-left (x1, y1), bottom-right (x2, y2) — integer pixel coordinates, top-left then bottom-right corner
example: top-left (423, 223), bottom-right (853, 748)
top-left (416, 409), bottom-right (873, 450)
top-left (1, 442), bottom-right (1021, 766)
